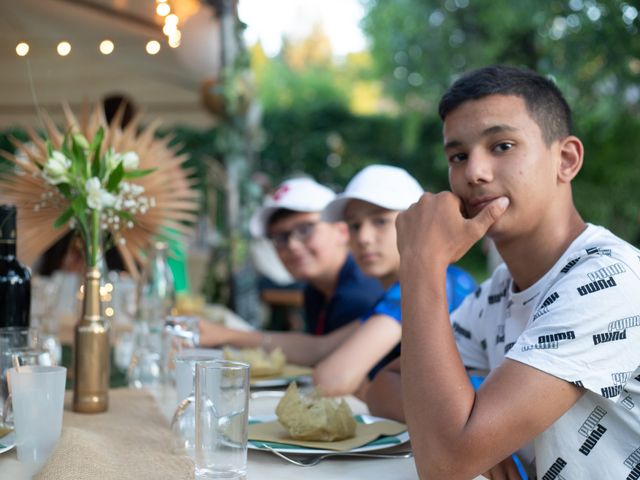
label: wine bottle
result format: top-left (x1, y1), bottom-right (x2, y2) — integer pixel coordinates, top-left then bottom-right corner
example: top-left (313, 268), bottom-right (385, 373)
top-left (0, 204), bottom-right (31, 328)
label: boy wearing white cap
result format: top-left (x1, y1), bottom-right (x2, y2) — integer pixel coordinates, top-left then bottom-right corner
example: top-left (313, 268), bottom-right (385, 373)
top-left (316, 165), bottom-right (476, 394)
top-left (251, 177), bottom-right (384, 334)
top-left (198, 177), bottom-right (384, 375)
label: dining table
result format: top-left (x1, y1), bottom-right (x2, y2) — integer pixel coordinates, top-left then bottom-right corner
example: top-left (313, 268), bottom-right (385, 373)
top-left (0, 382), bottom-right (492, 480)
top-left (0, 384), bottom-right (417, 480)
top-left (0, 301), bottom-right (488, 479)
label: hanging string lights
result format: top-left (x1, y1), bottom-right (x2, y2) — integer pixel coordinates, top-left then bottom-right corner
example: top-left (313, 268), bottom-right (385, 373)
top-left (13, 0), bottom-right (183, 57)
top-left (156, 0), bottom-right (182, 48)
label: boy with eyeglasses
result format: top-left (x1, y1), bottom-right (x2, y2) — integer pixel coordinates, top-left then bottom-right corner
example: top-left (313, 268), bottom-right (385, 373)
top-left (251, 177), bottom-right (384, 335)
top-left (198, 178), bottom-right (383, 379)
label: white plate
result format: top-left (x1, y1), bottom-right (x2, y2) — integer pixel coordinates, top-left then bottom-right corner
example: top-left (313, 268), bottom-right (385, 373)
top-left (250, 374), bottom-right (312, 388)
top-left (248, 414), bottom-right (409, 454)
top-left (0, 430), bottom-right (15, 454)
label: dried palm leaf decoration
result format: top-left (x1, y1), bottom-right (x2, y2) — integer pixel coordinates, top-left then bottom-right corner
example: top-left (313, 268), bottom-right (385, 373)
top-left (0, 104), bottom-right (200, 279)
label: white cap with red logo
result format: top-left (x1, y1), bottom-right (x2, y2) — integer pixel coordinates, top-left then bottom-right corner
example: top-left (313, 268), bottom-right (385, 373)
top-left (322, 164), bottom-right (424, 222)
top-left (249, 177), bottom-right (336, 237)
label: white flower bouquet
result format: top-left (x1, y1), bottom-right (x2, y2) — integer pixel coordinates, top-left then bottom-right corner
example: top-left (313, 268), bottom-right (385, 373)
top-left (41, 128), bottom-right (154, 267)
top-left (0, 104), bottom-right (200, 278)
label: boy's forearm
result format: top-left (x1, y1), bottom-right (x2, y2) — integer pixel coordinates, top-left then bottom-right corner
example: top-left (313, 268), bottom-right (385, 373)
top-left (400, 260), bottom-right (477, 478)
top-left (366, 367), bottom-right (405, 422)
top-left (206, 328), bottom-right (322, 366)
top-left (313, 319), bottom-right (398, 396)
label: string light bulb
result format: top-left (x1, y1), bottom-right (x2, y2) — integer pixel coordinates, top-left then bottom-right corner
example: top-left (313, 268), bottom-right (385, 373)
top-left (57, 41), bottom-right (71, 56)
top-left (163, 23), bottom-right (178, 35)
top-left (99, 40), bottom-right (115, 55)
top-left (168, 31), bottom-right (181, 48)
top-left (146, 40), bottom-right (161, 55)
top-left (156, 3), bottom-right (170, 16)
top-left (16, 42), bottom-right (30, 56)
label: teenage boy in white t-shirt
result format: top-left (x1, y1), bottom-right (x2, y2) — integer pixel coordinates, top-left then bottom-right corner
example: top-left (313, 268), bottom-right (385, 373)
top-left (392, 65), bottom-right (640, 479)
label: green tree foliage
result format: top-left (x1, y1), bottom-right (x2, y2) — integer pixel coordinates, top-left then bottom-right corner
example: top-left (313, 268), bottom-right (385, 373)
top-left (256, 105), bottom-right (444, 189)
top-left (362, 0), bottom-right (640, 118)
top-left (257, 59), bottom-right (349, 112)
top-left (361, 0), bottom-right (640, 243)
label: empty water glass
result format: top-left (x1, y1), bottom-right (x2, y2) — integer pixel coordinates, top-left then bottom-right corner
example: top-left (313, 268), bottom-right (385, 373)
top-left (2, 348), bottom-right (53, 427)
top-left (9, 365), bottom-right (66, 469)
top-left (171, 352), bottom-right (222, 457)
top-left (30, 276), bottom-right (63, 364)
top-left (195, 360), bottom-right (249, 480)
top-left (0, 327), bottom-right (39, 426)
top-left (127, 349), bottom-right (163, 389)
top-left (164, 316), bottom-right (200, 386)
top-left (128, 319), bottom-right (163, 389)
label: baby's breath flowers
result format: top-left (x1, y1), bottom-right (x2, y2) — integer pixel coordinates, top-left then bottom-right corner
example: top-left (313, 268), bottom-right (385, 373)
top-left (37, 128), bottom-right (154, 267)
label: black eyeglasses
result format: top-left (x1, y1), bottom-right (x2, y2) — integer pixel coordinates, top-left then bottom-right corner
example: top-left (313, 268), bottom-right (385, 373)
top-left (268, 222), bottom-right (319, 250)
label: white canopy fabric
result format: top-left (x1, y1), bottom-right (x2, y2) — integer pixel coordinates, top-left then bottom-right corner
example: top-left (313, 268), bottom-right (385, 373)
top-left (0, 0), bottom-right (220, 130)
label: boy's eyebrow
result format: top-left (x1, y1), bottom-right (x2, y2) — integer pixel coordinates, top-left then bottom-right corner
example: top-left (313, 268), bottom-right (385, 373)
top-left (444, 124), bottom-right (519, 150)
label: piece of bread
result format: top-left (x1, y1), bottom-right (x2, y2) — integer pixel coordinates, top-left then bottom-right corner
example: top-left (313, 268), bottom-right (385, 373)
top-left (276, 383), bottom-right (357, 441)
top-left (223, 346), bottom-right (286, 378)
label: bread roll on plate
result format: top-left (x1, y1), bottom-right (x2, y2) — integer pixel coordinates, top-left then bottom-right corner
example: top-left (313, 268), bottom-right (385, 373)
top-left (276, 383), bottom-right (356, 441)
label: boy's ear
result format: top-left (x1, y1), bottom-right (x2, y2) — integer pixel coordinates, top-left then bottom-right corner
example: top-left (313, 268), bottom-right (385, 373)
top-left (557, 135), bottom-right (584, 183)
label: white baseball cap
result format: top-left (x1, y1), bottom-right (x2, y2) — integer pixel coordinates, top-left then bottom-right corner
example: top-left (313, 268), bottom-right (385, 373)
top-left (322, 165), bottom-right (424, 222)
top-left (249, 177), bottom-right (336, 237)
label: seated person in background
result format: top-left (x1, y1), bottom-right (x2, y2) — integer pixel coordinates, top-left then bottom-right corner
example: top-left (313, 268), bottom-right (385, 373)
top-left (316, 165), bottom-right (476, 395)
top-left (383, 65), bottom-right (640, 479)
top-left (256, 177), bottom-right (384, 334)
top-left (200, 167), bottom-right (475, 398)
top-left (198, 177), bottom-right (383, 384)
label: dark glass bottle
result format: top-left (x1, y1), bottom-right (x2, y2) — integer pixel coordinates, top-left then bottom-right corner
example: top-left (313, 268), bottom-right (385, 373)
top-left (0, 205), bottom-right (31, 328)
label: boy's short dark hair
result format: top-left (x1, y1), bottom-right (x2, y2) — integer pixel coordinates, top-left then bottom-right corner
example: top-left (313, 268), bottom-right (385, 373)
top-left (438, 65), bottom-right (573, 145)
top-left (267, 208), bottom-right (301, 232)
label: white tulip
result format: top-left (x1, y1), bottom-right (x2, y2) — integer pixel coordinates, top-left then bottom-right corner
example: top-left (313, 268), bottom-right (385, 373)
top-left (121, 151), bottom-right (140, 171)
top-left (85, 177), bottom-right (116, 210)
top-left (43, 150), bottom-right (71, 184)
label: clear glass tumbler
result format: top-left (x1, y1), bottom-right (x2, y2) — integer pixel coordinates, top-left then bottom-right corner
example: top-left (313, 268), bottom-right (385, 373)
top-left (0, 327), bottom-right (39, 426)
top-left (171, 352), bottom-right (222, 457)
top-left (195, 360), bottom-right (249, 480)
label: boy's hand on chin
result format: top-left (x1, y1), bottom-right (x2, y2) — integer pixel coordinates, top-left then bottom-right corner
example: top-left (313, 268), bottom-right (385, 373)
top-left (396, 192), bottom-right (509, 266)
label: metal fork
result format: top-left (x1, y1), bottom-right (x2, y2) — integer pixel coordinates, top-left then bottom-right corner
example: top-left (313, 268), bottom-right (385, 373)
top-left (263, 444), bottom-right (413, 467)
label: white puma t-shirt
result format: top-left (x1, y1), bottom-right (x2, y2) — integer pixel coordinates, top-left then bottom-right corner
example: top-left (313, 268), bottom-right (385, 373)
top-left (452, 224), bottom-right (640, 479)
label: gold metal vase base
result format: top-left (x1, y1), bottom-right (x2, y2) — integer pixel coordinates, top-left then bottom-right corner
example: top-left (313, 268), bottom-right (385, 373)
top-left (73, 267), bottom-right (110, 413)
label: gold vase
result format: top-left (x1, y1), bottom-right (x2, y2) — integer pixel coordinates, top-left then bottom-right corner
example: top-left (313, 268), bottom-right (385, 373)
top-left (73, 266), bottom-right (110, 413)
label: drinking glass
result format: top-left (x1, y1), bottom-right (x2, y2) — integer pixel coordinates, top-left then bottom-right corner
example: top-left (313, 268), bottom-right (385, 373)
top-left (127, 319), bottom-right (163, 389)
top-left (195, 360), bottom-right (249, 480)
top-left (171, 353), bottom-right (222, 457)
top-left (30, 275), bottom-right (63, 365)
top-left (2, 347), bottom-right (54, 427)
top-left (164, 316), bottom-right (200, 386)
top-left (111, 272), bottom-right (138, 372)
top-left (9, 365), bottom-right (66, 469)
top-left (0, 327), bottom-right (39, 426)
top-left (127, 348), bottom-right (163, 389)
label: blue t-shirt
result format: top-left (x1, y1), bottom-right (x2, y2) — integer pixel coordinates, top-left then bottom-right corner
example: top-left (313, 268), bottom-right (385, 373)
top-left (304, 255), bottom-right (384, 335)
top-left (363, 265), bottom-right (477, 378)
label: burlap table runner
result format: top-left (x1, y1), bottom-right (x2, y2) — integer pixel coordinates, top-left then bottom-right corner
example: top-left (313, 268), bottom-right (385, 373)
top-left (35, 388), bottom-right (193, 480)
